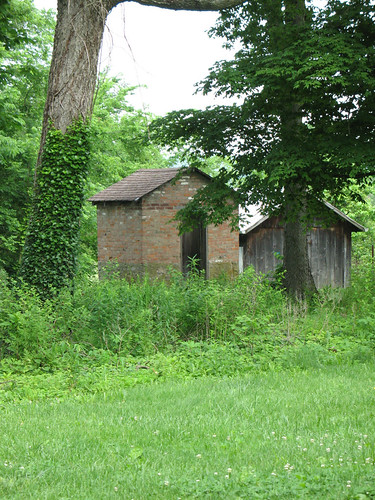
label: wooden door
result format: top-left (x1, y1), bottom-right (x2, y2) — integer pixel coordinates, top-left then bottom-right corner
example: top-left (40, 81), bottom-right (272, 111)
top-left (181, 223), bottom-right (207, 275)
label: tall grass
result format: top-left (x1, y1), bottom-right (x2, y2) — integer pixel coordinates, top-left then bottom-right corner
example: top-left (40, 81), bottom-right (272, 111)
top-left (0, 263), bottom-right (374, 368)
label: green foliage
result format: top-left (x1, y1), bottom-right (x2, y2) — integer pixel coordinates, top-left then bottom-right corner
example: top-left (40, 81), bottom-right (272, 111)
top-left (0, 0), bottom-right (55, 275)
top-left (89, 74), bottom-right (168, 188)
top-left (20, 121), bottom-right (90, 295)
top-left (151, 0), bottom-right (375, 227)
top-left (333, 183), bottom-right (375, 264)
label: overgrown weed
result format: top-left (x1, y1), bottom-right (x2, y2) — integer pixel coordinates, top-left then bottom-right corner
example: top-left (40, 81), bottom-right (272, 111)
top-left (0, 262), bottom-right (374, 391)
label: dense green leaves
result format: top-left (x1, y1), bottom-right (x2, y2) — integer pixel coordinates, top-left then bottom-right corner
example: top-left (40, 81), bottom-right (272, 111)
top-left (0, 0), bottom-right (55, 274)
top-left (20, 121), bottom-right (90, 296)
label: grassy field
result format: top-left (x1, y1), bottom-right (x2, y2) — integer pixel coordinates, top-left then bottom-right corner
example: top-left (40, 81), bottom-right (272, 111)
top-left (1, 363), bottom-right (374, 499)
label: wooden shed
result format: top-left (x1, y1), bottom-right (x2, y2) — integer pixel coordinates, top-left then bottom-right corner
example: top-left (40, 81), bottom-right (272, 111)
top-left (89, 168), bottom-right (239, 279)
top-left (240, 201), bottom-right (366, 288)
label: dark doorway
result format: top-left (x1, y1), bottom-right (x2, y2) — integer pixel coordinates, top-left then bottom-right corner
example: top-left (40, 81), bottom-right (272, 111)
top-left (181, 223), bottom-right (207, 275)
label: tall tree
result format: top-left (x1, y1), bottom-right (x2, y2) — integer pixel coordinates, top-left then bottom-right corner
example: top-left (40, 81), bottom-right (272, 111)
top-left (18, 0), bottom-right (243, 295)
top-left (151, 0), bottom-right (375, 298)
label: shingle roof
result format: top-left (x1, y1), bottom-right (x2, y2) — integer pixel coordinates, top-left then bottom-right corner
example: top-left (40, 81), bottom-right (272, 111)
top-left (88, 168), bottom-right (181, 203)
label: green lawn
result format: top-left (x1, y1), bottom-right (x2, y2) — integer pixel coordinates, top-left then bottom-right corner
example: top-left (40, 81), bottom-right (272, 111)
top-left (1, 364), bottom-right (374, 499)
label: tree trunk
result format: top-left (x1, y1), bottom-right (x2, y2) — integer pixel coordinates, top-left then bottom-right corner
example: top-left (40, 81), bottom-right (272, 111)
top-left (20, 0), bottom-right (244, 294)
top-left (37, 0), bottom-right (108, 165)
top-left (281, 0), bottom-right (317, 299)
top-left (283, 188), bottom-right (317, 299)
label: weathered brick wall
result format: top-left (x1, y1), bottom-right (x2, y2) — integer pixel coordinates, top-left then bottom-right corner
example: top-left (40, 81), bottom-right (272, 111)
top-left (96, 201), bottom-right (142, 276)
top-left (96, 171), bottom-right (239, 279)
top-left (141, 172), bottom-right (209, 277)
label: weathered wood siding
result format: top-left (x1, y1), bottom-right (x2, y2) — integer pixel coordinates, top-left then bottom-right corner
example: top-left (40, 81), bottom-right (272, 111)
top-left (307, 225), bottom-right (351, 288)
top-left (242, 217), bottom-right (352, 288)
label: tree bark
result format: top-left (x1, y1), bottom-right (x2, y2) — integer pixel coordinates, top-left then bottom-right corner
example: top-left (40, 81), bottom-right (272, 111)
top-left (283, 187), bottom-right (317, 299)
top-left (37, 0), bottom-right (108, 168)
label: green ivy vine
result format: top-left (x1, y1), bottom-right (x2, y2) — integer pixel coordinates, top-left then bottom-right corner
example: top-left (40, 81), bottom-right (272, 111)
top-left (20, 120), bottom-right (90, 296)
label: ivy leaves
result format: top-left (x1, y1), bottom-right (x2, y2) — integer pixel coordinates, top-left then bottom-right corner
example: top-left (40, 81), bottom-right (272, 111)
top-left (20, 121), bottom-right (89, 296)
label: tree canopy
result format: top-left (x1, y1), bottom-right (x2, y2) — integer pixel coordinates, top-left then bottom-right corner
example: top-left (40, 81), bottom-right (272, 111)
top-left (152, 0), bottom-right (374, 218)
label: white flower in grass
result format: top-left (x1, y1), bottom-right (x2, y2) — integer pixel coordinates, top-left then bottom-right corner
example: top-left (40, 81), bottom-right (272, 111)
top-left (164, 481), bottom-right (169, 486)
top-left (310, 439), bottom-right (314, 443)
top-left (282, 436), bottom-right (287, 440)
top-left (358, 445), bottom-right (362, 450)
top-left (212, 434), bottom-right (216, 438)
top-left (303, 448), bottom-right (307, 452)
top-left (214, 472), bottom-right (218, 476)
top-left (326, 448), bottom-right (331, 452)
top-left (365, 457), bottom-right (371, 463)
top-left (227, 468), bottom-right (232, 473)
top-left (196, 479), bottom-right (200, 482)
top-left (196, 454), bottom-right (202, 459)
top-left (271, 472), bottom-right (277, 476)
top-left (225, 474), bottom-right (230, 479)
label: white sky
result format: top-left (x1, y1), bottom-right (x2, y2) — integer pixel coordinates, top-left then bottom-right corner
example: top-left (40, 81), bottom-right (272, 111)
top-left (33, 0), bottom-right (236, 116)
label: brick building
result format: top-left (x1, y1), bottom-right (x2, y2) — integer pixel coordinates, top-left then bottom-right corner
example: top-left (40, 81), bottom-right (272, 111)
top-left (89, 168), bottom-right (239, 279)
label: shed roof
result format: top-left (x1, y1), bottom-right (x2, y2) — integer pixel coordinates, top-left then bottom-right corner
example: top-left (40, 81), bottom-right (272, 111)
top-left (88, 167), bottom-right (211, 203)
top-left (241, 200), bottom-right (367, 234)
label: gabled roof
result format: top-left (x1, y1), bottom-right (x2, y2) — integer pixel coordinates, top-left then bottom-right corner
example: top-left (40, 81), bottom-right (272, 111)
top-left (88, 167), bottom-right (211, 203)
top-left (241, 200), bottom-right (367, 234)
